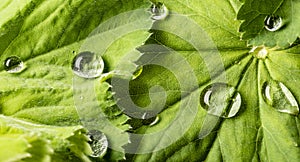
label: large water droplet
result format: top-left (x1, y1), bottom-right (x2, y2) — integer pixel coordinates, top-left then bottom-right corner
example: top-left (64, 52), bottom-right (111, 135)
top-left (4, 56), bottom-right (24, 73)
top-left (132, 66), bottom-right (143, 80)
top-left (264, 15), bottom-right (283, 32)
top-left (87, 130), bottom-right (108, 158)
top-left (72, 51), bottom-right (104, 78)
top-left (151, 2), bottom-right (169, 20)
top-left (200, 83), bottom-right (242, 118)
top-left (250, 46), bottom-right (268, 59)
top-left (262, 81), bottom-right (299, 115)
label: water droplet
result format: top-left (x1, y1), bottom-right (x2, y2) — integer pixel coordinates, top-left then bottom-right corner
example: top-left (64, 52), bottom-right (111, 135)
top-left (250, 46), bottom-right (268, 59)
top-left (234, 61), bottom-right (241, 65)
top-left (264, 15), bottom-right (283, 32)
top-left (141, 115), bottom-right (160, 126)
top-left (72, 51), bottom-right (104, 78)
top-left (4, 56), bottom-right (24, 73)
top-left (87, 130), bottom-right (108, 158)
top-left (151, 2), bottom-right (169, 20)
top-left (149, 116), bottom-right (160, 126)
top-left (262, 81), bottom-right (299, 115)
top-left (132, 66), bottom-right (143, 80)
top-left (200, 83), bottom-right (242, 118)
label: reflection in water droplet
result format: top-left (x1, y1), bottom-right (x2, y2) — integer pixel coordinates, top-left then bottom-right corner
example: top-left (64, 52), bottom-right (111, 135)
top-left (250, 46), bottom-right (268, 59)
top-left (132, 66), bottom-right (143, 80)
top-left (87, 130), bottom-right (108, 158)
top-left (4, 56), bottom-right (24, 73)
top-left (151, 2), bottom-right (169, 20)
top-left (142, 115), bottom-right (160, 126)
top-left (141, 113), bottom-right (147, 120)
top-left (262, 81), bottom-right (299, 115)
top-left (234, 61), bottom-right (241, 65)
top-left (72, 51), bottom-right (104, 78)
top-left (200, 83), bottom-right (242, 118)
top-left (264, 15), bottom-right (283, 32)
top-left (203, 90), bottom-right (212, 106)
top-left (149, 116), bottom-right (160, 126)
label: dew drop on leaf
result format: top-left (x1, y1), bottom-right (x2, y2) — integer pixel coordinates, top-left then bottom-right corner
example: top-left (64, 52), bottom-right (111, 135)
top-left (72, 51), bottom-right (104, 78)
top-left (4, 56), bottom-right (24, 73)
top-left (151, 2), bottom-right (169, 20)
top-left (200, 83), bottom-right (242, 118)
top-left (249, 46), bottom-right (268, 59)
top-left (264, 15), bottom-right (283, 32)
top-left (87, 130), bottom-right (108, 158)
top-left (262, 81), bottom-right (299, 115)
top-left (132, 66), bottom-right (143, 80)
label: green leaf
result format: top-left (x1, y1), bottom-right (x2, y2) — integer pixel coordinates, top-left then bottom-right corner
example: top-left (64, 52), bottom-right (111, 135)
top-left (0, 119), bottom-right (53, 162)
top-left (0, 134), bottom-right (33, 162)
top-left (0, 0), bottom-right (153, 161)
top-left (125, 0), bottom-right (300, 161)
top-left (0, 115), bottom-right (91, 162)
top-left (237, 0), bottom-right (300, 47)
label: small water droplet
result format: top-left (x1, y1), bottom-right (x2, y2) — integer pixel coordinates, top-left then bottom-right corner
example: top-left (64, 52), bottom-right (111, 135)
top-left (142, 115), bottom-right (160, 126)
top-left (87, 130), bottom-right (108, 158)
top-left (264, 15), bottom-right (283, 32)
top-left (149, 116), bottom-right (160, 126)
top-left (234, 61), bottom-right (241, 65)
top-left (132, 66), bottom-right (143, 80)
top-left (4, 56), bottom-right (24, 73)
top-left (151, 2), bottom-right (169, 20)
top-left (262, 81), bottom-right (299, 115)
top-left (250, 46), bottom-right (268, 59)
top-left (200, 83), bottom-right (242, 118)
top-left (72, 51), bottom-right (104, 78)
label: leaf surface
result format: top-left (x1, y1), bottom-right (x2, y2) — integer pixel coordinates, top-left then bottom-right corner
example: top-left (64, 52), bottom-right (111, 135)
top-left (126, 0), bottom-right (300, 161)
top-left (237, 0), bottom-right (300, 47)
top-left (0, 0), bottom-right (153, 161)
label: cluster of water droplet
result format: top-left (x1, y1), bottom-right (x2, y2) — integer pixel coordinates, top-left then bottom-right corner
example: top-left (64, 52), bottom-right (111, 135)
top-left (199, 80), bottom-right (299, 117)
top-left (3, 2), bottom-right (169, 76)
top-left (2, 3), bottom-right (298, 152)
